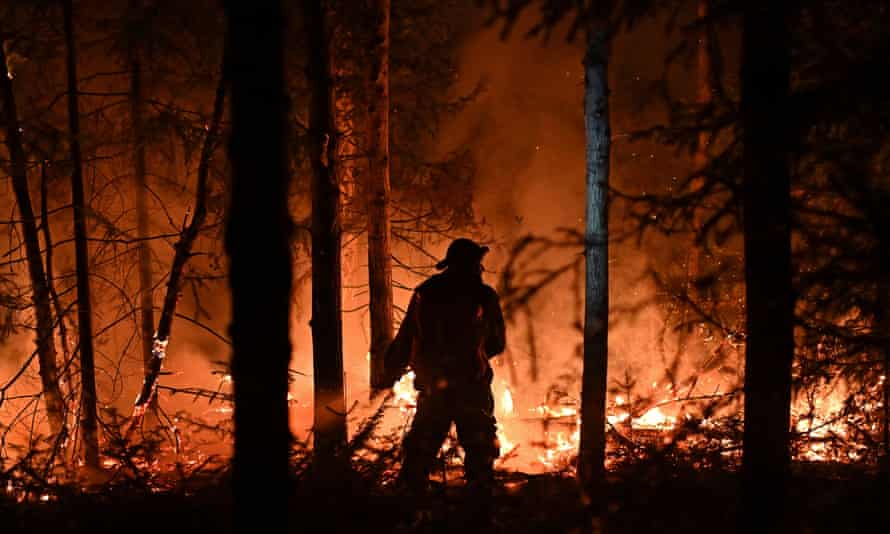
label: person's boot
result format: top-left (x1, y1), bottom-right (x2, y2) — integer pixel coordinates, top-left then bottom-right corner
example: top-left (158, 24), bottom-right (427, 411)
top-left (464, 471), bottom-right (495, 527)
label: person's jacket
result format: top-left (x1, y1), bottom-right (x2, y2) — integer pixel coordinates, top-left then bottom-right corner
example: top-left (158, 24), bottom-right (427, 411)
top-left (384, 270), bottom-right (506, 391)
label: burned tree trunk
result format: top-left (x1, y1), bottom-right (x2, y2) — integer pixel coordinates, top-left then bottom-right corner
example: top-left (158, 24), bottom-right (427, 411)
top-left (63, 0), bottom-right (100, 469)
top-left (740, 1), bottom-right (793, 530)
top-left (881, 274), bottom-right (890, 470)
top-left (877, 221), bottom-right (890, 472)
top-left (129, 54), bottom-right (226, 432)
top-left (306, 0), bottom-right (348, 468)
top-left (367, 0), bottom-right (394, 393)
top-left (577, 24), bottom-right (611, 500)
top-left (224, 1), bottom-right (291, 527)
top-left (0, 29), bottom-right (66, 440)
top-left (128, 0), bottom-right (156, 386)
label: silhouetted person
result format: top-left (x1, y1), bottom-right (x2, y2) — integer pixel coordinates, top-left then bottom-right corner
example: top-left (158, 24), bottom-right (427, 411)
top-left (385, 238), bottom-right (506, 496)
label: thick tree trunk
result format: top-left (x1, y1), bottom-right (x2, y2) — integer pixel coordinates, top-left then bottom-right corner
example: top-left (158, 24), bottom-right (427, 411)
top-left (128, 0), bottom-right (156, 383)
top-left (740, 1), bottom-right (793, 531)
top-left (306, 0), bottom-right (348, 469)
top-left (224, 1), bottom-right (291, 528)
top-left (577, 27), bottom-right (610, 500)
top-left (0, 28), bottom-right (66, 440)
top-left (367, 0), bottom-right (394, 393)
top-left (63, 0), bottom-right (99, 470)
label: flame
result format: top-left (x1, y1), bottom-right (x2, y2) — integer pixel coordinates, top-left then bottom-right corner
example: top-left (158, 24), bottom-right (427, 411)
top-left (392, 370), bottom-right (418, 413)
top-left (501, 384), bottom-right (514, 416)
top-left (534, 404), bottom-right (577, 418)
top-left (497, 428), bottom-right (516, 457)
top-left (538, 427), bottom-right (580, 469)
top-left (607, 412), bottom-right (629, 426)
top-left (632, 406), bottom-right (676, 430)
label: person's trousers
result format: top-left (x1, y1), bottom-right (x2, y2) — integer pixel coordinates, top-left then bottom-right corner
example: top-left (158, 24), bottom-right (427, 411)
top-left (399, 382), bottom-right (499, 488)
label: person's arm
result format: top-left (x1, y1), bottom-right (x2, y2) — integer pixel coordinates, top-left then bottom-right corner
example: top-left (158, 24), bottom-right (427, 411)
top-left (483, 288), bottom-right (506, 358)
top-left (384, 290), bottom-right (420, 384)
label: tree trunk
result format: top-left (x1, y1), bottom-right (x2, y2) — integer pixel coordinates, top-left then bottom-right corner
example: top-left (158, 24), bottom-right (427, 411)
top-left (40, 164), bottom-right (72, 385)
top-left (577, 26), bottom-right (611, 503)
top-left (128, 0), bottom-right (156, 384)
top-left (306, 0), bottom-right (348, 470)
top-left (63, 0), bottom-right (100, 470)
top-left (687, 0), bottom-right (710, 279)
top-left (879, 272), bottom-right (890, 471)
top-left (740, 1), bottom-right (793, 531)
top-left (129, 53), bottom-right (226, 431)
top-left (0, 28), bottom-right (66, 440)
top-left (367, 0), bottom-right (394, 393)
top-left (876, 278), bottom-right (890, 475)
top-left (224, 1), bottom-right (291, 529)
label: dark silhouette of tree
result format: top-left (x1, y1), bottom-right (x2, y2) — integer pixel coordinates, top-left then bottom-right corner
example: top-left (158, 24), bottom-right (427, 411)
top-left (305, 0), bottom-right (348, 475)
top-left (367, 0), bottom-right (395, 393)
top-left (63, 0), bottom-right (100, 470)
top-left (0, 19), bottom-right (66, 441)
top-left (224, 0), bottom-right (291, 528)
top-left (578, 5), bottom-right (612, 507)
top-left (740, 1), bottom-right (793, 530)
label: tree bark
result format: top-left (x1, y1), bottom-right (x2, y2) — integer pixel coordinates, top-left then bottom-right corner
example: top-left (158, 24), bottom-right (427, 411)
top-left (0, 28), bottom-right (66, 440)
top-left (128, 0), bottom-right (156, 384)
top-left (367, 0), bottom-right (394, 393)
top-left (306, 0), bottom-right (348, 470)
top-left (577, 26), bottom-right (611, 502)
top-left (740, 1), bottom-right (793, 531)
top-left (63, 0), bottom-right (100, 470)
top-left (224, 1), bottom-right (291, 529)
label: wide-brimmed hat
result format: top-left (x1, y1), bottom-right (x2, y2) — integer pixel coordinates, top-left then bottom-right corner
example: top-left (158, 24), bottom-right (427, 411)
top-left (435, 238), bottom-right (490, 270)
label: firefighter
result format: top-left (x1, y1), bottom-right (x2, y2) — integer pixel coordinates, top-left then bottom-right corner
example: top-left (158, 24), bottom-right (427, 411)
top-left (384, 237), bottom-right (507, 495)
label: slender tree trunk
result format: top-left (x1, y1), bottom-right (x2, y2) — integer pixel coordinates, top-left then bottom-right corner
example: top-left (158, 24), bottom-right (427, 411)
top-left (128, 54), bottom-right (226, 432)
top-left (63, 0), bottom-right (99, 470)
top-left (0, 31), bottom-right (66, 440)
top-left (306, 0), bottom-right (348, 470)
top-left (128, 0), bottom-right (156, 383)
top-left (577, 25), bottom-right (611, 503)
top-left (224, 1), bottom-right (291, 528)
top-left (740, 1), bottom-right (793, 531)
top-left (367, 0), bottom-right (394, 393)
top-left (879, 273), bottom-right (890, 470)
top-left (40, 164), bottom-right (71, 379)
top-left (687, 0), bottom-right (710, 280)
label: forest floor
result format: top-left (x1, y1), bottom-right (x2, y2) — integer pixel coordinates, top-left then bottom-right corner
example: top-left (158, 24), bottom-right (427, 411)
top-left (2, 461), bottom-right (887, 533)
